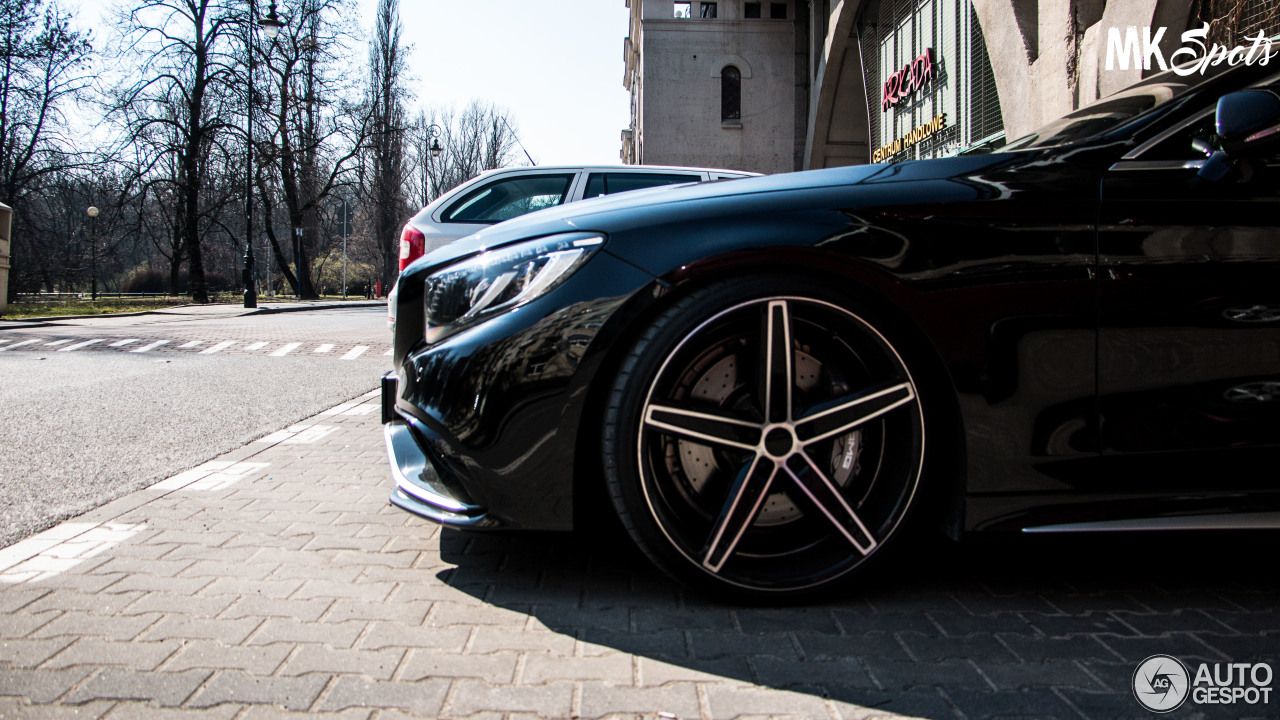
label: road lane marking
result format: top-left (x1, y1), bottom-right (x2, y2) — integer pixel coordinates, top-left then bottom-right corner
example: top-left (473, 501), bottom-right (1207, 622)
top-left (44, 339), bottom-right (72, 347)
top-left (384, 348), bottom-right (393, 356)
top-left (58, 339), bottom-right (105, 352)
top-left (244, 341), bottom-right (268, 351)
top-left (270, 342), bottom-right (300, 357)
top-left (0, 339), bottom-right (40, 352)
top-left (200, 341), bottom-right (235, 354)
top-left (109, 339), bottom-right (140, 347)
top-left (0, 339), bottom-right (11, 345)
top-left (178, 341), bottom-right (203, 349)
top-left (314, 344), bottom-right (334, 353)
top-left (340, 346), bottom-right (368, 360)
top-left (131, 340), bottom-right (170, 353)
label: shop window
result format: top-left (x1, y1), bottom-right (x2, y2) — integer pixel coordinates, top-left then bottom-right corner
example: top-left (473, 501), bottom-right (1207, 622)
top-left (675, 2), bottom-right (692, 18)
top-left (701, 2), bottom-right (718, 18)
top-left (721, 66), bottom-right (742, 124)
top-left (744, 2), bottom-right (761, 18)
top-left (770, 2), bottom-right (786, 18)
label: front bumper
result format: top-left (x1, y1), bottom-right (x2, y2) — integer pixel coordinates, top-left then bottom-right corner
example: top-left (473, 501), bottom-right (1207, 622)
top-left (381, 250), bottom-right (660, 531)
top-left (382, 372), bottom-right (490, 527)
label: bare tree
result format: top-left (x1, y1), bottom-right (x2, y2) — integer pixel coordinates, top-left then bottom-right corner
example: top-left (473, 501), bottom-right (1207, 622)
top-left (408, 100), bottom-right (522, 208)
top-left (360, 0), bottom-right (411, 290)
top-left (0, 0), bottom-right (93, 297)
top-left (107, 0), bottom-right (242, 302)
top-left (255, 0), bottom-right (365, 299)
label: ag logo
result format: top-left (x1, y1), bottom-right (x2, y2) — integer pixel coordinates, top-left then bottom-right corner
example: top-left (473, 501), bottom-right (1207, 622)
top-left (1133, 654), bottom-right (1190, 712)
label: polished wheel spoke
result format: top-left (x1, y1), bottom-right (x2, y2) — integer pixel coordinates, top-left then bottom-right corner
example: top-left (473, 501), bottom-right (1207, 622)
top-left (783, 453), bottom-right (878, 555)
top-left (760, 300), bottom-right (793, 424)
top-left (643, 404), bottom-right (762, 452)
top-left (795, 382), bottom-right (915, 445)
top-left (700, 454), bottom-right (777, 573)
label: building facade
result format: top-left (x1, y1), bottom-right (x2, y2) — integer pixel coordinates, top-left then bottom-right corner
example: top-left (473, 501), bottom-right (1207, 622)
top-left (625, 1), bottom-right (1272, 172)
top-left (622, 0), bottom-right (808, 174)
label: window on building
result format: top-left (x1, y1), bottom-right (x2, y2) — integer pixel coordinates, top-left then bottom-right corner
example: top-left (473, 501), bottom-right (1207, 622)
top-left (721, 66), bottom-right (741, 123)
top-left (744, 2), bottom-right (761, 18)
top-left (770, 2), bottom-right (786, 18)
top-left (700, 2), bottom-right (718, 18)
top-left (675, 2), bottom-right (691, 18)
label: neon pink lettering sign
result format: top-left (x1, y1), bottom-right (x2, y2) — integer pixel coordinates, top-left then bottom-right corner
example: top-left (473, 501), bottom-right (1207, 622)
top-left (881, 49), bottom-right (935, 111)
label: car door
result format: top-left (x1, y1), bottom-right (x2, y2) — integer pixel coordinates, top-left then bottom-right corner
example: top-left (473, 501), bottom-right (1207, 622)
top-left (1098, 76), bottom-right (1280, 496)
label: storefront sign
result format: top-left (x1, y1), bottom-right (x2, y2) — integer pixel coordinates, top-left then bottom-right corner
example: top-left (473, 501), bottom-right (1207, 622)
top-left (881, 49), bottom-right (935, 111)
top-left (872, 113), bottom-right (948, 163)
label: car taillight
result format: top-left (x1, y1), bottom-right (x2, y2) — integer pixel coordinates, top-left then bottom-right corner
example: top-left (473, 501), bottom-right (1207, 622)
top-left (399, 224), bottom-right (426, 270)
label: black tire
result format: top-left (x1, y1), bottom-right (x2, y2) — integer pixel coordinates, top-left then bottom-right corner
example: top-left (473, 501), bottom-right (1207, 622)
top-left (602, 277), bottom-right (928, 599)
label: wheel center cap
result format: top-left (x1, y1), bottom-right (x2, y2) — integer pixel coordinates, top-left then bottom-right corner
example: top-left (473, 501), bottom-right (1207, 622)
top-left (763, 426), bottom-right (794, 457)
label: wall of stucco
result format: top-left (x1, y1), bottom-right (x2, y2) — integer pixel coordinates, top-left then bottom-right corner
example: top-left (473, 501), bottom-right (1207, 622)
top-left (624, 1), bottom-right (799, 175)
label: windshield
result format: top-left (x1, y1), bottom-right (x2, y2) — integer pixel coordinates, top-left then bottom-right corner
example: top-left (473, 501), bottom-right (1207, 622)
top-left (993, 60), bottom-right (1245, 153)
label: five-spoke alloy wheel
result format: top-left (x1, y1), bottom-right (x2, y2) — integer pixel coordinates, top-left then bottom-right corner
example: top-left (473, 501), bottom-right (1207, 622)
top-left (604, 280), bottom-right (927, 597)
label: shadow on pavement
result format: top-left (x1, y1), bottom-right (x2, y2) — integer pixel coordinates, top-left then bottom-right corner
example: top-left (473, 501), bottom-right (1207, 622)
top-left (439, 527), bottom-right (1280, 719)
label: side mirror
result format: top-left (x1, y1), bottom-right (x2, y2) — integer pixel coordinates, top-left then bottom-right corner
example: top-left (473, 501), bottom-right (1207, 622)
top-left (1196, 90), bottom-right (1280, 181)
top-left (1215, 89), bottom-right (1280, 155)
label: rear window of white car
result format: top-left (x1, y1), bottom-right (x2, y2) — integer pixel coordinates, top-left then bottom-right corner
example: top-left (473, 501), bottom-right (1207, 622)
top-left (582, 172), bottom-right (700, 198)
top-left (443, 174), bottom-right (575, 223)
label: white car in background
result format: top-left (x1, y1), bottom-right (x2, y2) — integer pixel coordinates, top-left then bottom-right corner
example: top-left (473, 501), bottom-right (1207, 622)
top-left (397, 165), bottom-right (756, 270)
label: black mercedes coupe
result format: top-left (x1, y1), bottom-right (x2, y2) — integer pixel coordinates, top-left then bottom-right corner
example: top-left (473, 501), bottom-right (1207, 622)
top-left (383, 58), bottom-right (1280, 598)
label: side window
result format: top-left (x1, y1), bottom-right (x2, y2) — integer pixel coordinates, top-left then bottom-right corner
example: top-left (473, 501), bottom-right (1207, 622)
top-left (1139, 111), bottom-right (1217, 162)
top-left (744, 2), bottom-right (761, 18)
top-left (583, 173), bottom-right (700, 198)
top-left (442, 174), bottom-right (575, 223)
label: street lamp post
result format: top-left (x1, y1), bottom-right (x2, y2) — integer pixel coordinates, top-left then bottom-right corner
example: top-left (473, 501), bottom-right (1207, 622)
top-left (244, 0), bottom-right (285, 309)
top-left (86, 206), bottom-right (99, 301)
top-left (340, 198), bottom-right (348, 299)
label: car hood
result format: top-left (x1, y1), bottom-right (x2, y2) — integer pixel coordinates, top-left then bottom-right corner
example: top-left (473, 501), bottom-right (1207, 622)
top-left (411, 154), bottom-right (1021, 272)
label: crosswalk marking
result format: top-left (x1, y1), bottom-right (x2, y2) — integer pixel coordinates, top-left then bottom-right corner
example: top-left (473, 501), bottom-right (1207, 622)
top-left (57, 339), bottom-right (104, 352)
top-left (340, 346), bottom-right (369, 361)
top-left (0, 339), bottom-right (40, 352)
top-left (131, 340), bottom-right (170, 353)
top-left (0, 336), bottom-right (388, 359)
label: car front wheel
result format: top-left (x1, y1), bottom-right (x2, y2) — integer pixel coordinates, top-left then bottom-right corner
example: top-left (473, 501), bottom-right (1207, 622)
top-left (603, 278), bottom-right (928, 598)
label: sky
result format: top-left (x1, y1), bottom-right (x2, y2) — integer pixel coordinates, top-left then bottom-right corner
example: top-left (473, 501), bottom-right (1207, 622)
top-left (70, 0), bottom-right (633, 166)
top-left (360, 0), bottom-right (632, 166)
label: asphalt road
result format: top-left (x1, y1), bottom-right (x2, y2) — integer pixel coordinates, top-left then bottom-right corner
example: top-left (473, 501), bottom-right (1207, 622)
top-left (0, 305), bottom-right (391, 547)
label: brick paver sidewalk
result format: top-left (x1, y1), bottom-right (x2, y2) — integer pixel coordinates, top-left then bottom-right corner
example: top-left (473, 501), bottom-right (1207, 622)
top-left (1, 391), bottom-right (1276, 719)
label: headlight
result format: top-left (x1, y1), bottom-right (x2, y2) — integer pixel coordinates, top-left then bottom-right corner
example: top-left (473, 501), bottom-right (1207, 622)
top-left (424, 233), bottom-right (604, 344)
